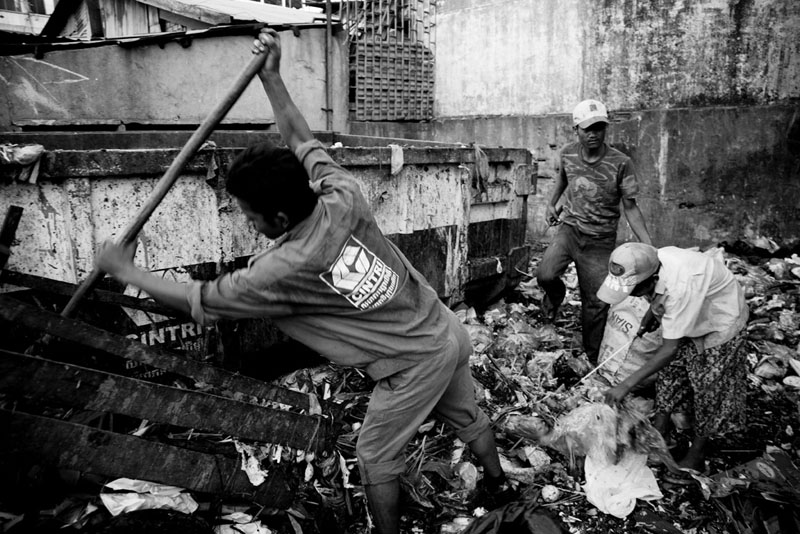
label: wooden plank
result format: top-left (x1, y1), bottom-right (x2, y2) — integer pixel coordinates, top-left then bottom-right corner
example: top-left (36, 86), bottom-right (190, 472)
top-left (0, 270), bottom-right (174, 316)
top-left (0, 349), bottom-right (336, 453)
top-left (0, 295), bottom-right (312, 411)
top-left (0, 206), bottom-right (23, 271)
top-left (0, 410), bottom-right (293, 507)
top-left (136, 0), bottom-right (233, 26)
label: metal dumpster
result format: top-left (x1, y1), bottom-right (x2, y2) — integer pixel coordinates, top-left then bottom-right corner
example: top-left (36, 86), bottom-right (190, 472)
top-left (0, 130), bottom-right (534, 307)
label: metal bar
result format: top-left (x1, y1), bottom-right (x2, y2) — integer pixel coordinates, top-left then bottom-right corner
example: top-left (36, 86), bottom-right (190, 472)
top-left (400, 0), bottom-right (406, 119)
top-left (379, 0), bottom-right (383, 120)
top-left (412, 0), bottom-right (419, 119)
top-left (325, 0), bottom-right (333, 130)
top-left (392, 0), bottom-right (398, 120)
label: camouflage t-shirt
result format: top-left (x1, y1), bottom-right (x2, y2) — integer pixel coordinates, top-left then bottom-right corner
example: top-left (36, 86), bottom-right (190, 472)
top-left (559, 142), bottom-right (640, 236)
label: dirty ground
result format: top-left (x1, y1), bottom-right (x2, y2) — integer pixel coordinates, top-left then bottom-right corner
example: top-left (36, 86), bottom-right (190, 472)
top-left (2, 241), bottom-right (800, 534)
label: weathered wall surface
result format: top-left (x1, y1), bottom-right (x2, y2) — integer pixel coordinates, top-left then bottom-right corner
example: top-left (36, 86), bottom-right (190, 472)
top-left (0, 29), bottom-right (348, 132)
top-left (352, 0), bottom-right (800, 249)
top-left (436, 0), bottom-right (799, 116)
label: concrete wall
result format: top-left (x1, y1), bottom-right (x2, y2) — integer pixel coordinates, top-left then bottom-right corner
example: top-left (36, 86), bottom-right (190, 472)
top-left (436, 0), bottom-right (799, 116)
top-left (352, 0), bottom-right (800, 249)
top-left (0, 29), bottom-right (348, 132)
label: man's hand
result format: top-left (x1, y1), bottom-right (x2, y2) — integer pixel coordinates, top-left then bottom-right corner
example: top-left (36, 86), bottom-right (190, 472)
top-left (95, 239), bottom-right (138, 282)
top-left (636, 307), bottom-right (660, 337)
top-left (252, 28), bottom-right (281, 80)
top-left (546, 204), bottom-right (563, 226)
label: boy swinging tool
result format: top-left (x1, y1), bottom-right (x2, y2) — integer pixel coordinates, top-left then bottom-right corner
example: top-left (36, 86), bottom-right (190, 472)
top-left (59, 30), bottom-right (275, 319)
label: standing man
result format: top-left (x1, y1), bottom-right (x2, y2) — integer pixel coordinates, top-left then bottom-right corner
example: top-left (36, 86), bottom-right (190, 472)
top-left (598, 243), bottom-right (749, 479)
top-left (537, 99), bottom-right (651, 364)
top-left (95, 29), bottom-right (511, 534)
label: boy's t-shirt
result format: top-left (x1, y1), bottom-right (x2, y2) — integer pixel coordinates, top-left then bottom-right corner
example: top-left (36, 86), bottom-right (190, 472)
top-left (559, 142), bottom-right (640, 237)
top-left (187, 140), bottom-right (469, 380)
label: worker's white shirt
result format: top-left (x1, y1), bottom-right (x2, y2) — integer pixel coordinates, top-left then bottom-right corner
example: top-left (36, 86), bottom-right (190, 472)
top-left (651, 247), bottom-right (748, 351)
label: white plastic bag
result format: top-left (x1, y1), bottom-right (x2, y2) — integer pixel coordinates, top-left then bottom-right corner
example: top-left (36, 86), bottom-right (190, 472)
top-left (583, 450), bottom-right (663, 518)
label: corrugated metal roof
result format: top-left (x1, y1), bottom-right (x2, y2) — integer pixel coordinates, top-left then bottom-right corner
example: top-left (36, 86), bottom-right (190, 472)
top-left (171, 0), bottom-right (330, 25)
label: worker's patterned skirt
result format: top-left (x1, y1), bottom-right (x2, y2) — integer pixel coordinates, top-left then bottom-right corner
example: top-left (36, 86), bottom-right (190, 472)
top-left (655, 330), bottom-right (747, 437)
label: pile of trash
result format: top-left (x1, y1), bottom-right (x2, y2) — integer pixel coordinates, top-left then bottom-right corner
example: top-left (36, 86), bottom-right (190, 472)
top-left (3, 241), bottom-right (800, 534)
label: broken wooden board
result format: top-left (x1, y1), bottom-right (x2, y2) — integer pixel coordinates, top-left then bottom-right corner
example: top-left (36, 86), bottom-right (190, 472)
top-left (0, 348), bottom-right (336, 453)
top-left (0, 409), bottom-right (295, 507)
top-left (0, 294), bottom-right (312, 411)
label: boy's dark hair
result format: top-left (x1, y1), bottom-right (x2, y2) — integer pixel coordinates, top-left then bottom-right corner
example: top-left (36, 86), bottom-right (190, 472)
top-left (226, 142), bottom-right (317, 226)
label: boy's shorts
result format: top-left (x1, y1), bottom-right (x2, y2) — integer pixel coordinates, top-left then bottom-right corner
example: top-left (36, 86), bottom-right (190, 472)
top-left (356, 329), bottom-right (490, 485)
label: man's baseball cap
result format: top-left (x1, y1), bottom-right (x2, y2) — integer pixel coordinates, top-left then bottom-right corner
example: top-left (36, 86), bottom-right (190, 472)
top-left (572, 99), bottom-right (609, 129)
top-left (597, 243), bottom-right (660, 305)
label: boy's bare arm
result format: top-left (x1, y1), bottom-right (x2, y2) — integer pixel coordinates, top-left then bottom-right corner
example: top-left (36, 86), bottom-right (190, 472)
top-left (95, 240), bottom-right (191, 316)
top-left (252, 28), bottom-right (314, 152)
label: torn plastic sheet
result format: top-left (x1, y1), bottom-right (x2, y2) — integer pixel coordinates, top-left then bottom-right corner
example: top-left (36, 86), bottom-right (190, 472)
top-left (583, 451), bottom-right (663, 518)
top-left (0, 143), bottom-right (44, 183)
top-left (99, 478), bottom-right (198, 517)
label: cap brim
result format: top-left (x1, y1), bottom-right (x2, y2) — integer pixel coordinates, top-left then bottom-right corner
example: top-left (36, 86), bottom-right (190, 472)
top-left (577, 116), bottom-right (609, 129)
top-left (596, 275), bottom-right (634, 305)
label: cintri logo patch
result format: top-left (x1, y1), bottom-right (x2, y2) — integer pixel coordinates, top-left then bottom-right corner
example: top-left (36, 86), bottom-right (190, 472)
top-left (320, 235), bottom-right (399, 310)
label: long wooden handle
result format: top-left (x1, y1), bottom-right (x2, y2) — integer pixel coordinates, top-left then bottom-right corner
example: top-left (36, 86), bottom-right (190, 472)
top-left (60, 48), bottom-right (268, 318)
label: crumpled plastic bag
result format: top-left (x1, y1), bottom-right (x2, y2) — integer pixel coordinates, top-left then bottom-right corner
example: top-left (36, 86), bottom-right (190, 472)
top-left (583, 450), bottom-right (663, 518)
top-left (0, 143), bottom-right (44, 183)
top-left (99, 478), bottom-right (198, 517)
top-left (507, 402), bottom-right (669, 518)
top-left (556, 404), bottom-right (665, 517)
top-left (454, 461), bottom-right (480, 490)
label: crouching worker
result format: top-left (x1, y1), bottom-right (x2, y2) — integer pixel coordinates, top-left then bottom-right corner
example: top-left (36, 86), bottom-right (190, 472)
top-left (95, 28), bottom-right (511, 534)
top-left (597, 243), bottom-right (749, 480)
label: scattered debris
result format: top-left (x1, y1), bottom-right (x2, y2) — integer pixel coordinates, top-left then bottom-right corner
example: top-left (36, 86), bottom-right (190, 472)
top-left (3, 240), bottom-right (800, 533)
